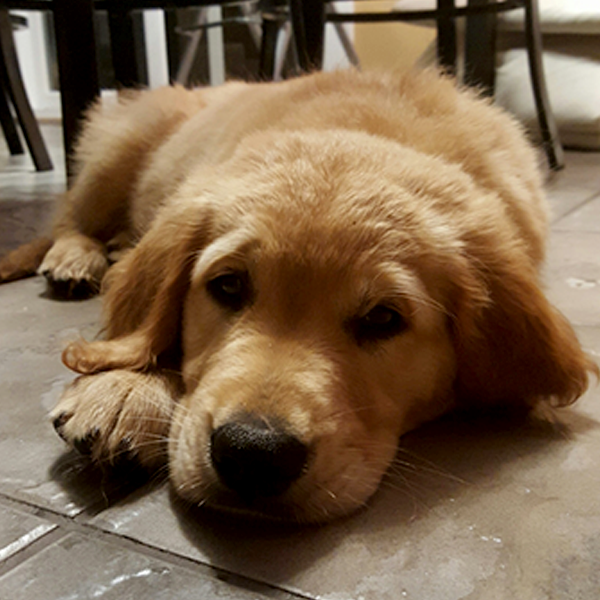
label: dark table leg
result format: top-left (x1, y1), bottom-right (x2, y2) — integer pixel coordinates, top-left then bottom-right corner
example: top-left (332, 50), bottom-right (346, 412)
top-left (464, 0), bottom-right (496, 95)
top-left (437, 0), bottom-right (457, 75)
top-left (108, 9), bottom-right (148, 89)
top-left (52, 0), bottom-right (100, 178)
top-left (289, 0), bottom-right (325, 72)
top-left (259, 14), bottom-right (280, 80)
top-left (108, 9), bottom-right (140, 89)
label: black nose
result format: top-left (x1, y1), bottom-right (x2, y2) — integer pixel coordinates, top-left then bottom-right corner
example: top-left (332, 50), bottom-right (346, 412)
top-left (210, 416), bottom-right (308, 500)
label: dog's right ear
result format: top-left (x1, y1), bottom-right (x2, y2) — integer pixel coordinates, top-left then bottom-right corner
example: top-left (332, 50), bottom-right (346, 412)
top-left (63, 205), bottom-right (213, 374)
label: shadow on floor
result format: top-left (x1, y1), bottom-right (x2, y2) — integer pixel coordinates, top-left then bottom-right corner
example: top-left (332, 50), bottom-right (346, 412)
top-left (0, 198), bottom-right (54, 256)
top-left (48, 449), bottom-right (167, 515)
top-left (157, 407), bottom-right (599, 584)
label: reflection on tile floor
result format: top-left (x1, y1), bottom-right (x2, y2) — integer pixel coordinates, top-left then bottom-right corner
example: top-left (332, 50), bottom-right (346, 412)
top-left (0, 124), bottom-right (599, 599)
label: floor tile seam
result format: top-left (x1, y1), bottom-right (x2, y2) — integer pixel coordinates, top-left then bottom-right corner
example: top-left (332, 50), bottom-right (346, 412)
top-left (550, 190), bottom-right (600, 228)
top-left (0, 526), bottom-right (67, 579)
top-left (0, 493), bottom-right (315, 600)
top-left (74, 477), bottom-right (172, 521)
top-left (0, 491), bottom-right (70, 521)
top-left (566, 319), bottom-right (600, 330)
top-left (548, 228), bottom-right (600, 240)
top-left (85, 529), bottom-right (316, 600)
top-left (573, 325), bottom-right (600, 337)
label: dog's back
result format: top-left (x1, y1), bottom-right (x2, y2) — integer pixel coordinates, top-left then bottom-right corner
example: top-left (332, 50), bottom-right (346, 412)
top-left (1, 69), bottom-right (546, 285)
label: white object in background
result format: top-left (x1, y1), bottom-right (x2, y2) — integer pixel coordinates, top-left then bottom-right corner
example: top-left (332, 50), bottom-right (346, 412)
top-left (206, 6), bottom-right (226, 86)
top-left (499, 0), bottom-right (600, 35)
top-left (323, 3), bottom-right (355, 71)
top-left (14, 4), bottom-right (352, 116)
top-left (14, 10), bottom-right (168, 120)
top-left (496, 0), bottom-right (600, 149)
top-left (496, 41), bottom-right (600, 149)
top-left (144, 10), bottom-right (170, 88)
top-left (12, 11), bottom-right (60, 119)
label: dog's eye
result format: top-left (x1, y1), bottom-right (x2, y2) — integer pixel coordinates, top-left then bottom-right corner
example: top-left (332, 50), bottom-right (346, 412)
top-left (206, 272), bottom-right (251, 311)
top-left (352, 305), bottom-right (408, 344)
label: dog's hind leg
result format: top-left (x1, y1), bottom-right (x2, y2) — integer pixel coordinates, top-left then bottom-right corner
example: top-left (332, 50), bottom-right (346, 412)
top-left (39, 86), bottom-right (205, 298)
top-left (0, 237), bottom-right (53, 283)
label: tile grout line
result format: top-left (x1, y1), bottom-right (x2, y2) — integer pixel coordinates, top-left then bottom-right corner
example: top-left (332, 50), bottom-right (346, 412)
top-left (0, 492), bottom-right (315, 600)
top-left (0, 527), bottom-right (67, 579)
top-left (550, 189), bottom-right (600, 228)
top-left (0, 491), bottom-right (75, 578)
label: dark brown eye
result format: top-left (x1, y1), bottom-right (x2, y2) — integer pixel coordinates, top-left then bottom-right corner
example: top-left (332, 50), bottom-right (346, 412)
top-left (206, 272), bottom-right (251, 312)
top-left (351, 305), bottom-right (408, 345)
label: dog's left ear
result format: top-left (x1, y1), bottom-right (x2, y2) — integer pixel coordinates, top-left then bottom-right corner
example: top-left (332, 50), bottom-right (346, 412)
top-left (452, 254), bottom-right (597, 408)
top-left (63, 205), bottom-right (213, 374)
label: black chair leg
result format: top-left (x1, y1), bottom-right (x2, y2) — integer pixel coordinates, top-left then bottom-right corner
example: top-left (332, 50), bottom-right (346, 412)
top-left (108, 9), bottom-right (148, 89)
top-left (437, 0), bottom-right (457, 75)
top-left (0, 8), bottom-right (52, 171)
top-left (53, 0), bottom-right (100, 178)
top-left (289, 0), bottom-right (325, 71)
top-left (523, 0), bottom-right (563, 171)
top-left (0, 79), bottom-right (24, 155)
top-left (259, 14), bottom-right (280, 80)
top-left (464, 0), bottom-right (496, 95)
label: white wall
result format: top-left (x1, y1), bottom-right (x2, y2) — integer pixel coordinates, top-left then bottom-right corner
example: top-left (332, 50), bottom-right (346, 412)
top-left (12, 11), bottom-right (60, 118)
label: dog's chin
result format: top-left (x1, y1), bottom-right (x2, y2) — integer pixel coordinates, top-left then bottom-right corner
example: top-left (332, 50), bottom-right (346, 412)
top-left (169, 448), bottom-right (383, 523)
top-left (190, 487), bottom-right (315, 523)
top-left (167, 406), bottom-right (398, 523)
top-left (173, 481), bottom-right (372, 524)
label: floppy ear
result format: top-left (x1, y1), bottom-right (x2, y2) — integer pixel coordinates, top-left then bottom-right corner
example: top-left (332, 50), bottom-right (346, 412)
top-left (63, 206), bottom-right (213, 374)
top-left (452, 253), bottom-right (597, 408)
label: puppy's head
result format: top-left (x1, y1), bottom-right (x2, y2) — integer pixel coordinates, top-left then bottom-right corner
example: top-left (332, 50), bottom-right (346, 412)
top-left (64, 131), bottom-right (596, 522)
top-left (171, 196), bottom-right (457, 521)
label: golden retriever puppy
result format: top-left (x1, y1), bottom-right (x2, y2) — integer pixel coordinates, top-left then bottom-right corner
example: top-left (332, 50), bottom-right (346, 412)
top-left (43, 69), bottom-right (595, 522)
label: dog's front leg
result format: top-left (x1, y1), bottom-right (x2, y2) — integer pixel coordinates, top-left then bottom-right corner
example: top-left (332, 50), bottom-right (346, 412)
top-left (38, 233), bottom-right (111, 297)
top-left (50, 369), bottom-right (180, 469)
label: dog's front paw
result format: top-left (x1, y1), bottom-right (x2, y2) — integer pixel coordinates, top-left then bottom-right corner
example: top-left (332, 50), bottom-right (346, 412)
top-left (39, 235), bottom-right (108, 298)
top-left (50, 370), bottom-right (177, 469)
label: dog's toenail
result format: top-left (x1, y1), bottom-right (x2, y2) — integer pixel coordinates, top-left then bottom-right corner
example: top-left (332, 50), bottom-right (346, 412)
top-left (73, 428), bottom-right (99, 455)
top-left (53, 412), bottom-right (73, 442)
top-left (73, 438), bottom-right (91, 455)
top-left (117, 437), bottom-right (132, 454)
top-left (52, 412), bottom-right (71, 432)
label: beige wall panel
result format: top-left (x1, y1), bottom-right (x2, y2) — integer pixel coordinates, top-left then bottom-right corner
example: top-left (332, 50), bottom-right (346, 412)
top-left (353, 2), bottom-right (436, 70)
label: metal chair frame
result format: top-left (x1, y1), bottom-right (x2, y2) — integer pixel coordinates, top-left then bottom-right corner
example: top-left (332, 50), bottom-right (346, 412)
top-left (289, 0), bottom-right (564, 170)
top-left (5, 0), bottom-right (281, 176)
top-left (0, 7), bottom-right (52, 170)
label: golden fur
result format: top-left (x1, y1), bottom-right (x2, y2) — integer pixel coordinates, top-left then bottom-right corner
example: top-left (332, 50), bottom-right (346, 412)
top-left (39, 69), bottom-right (596, 522)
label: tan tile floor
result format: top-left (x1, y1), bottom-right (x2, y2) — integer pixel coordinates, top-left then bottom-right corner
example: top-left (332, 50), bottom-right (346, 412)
top-left (0, 124), bottom-right (599, 599)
